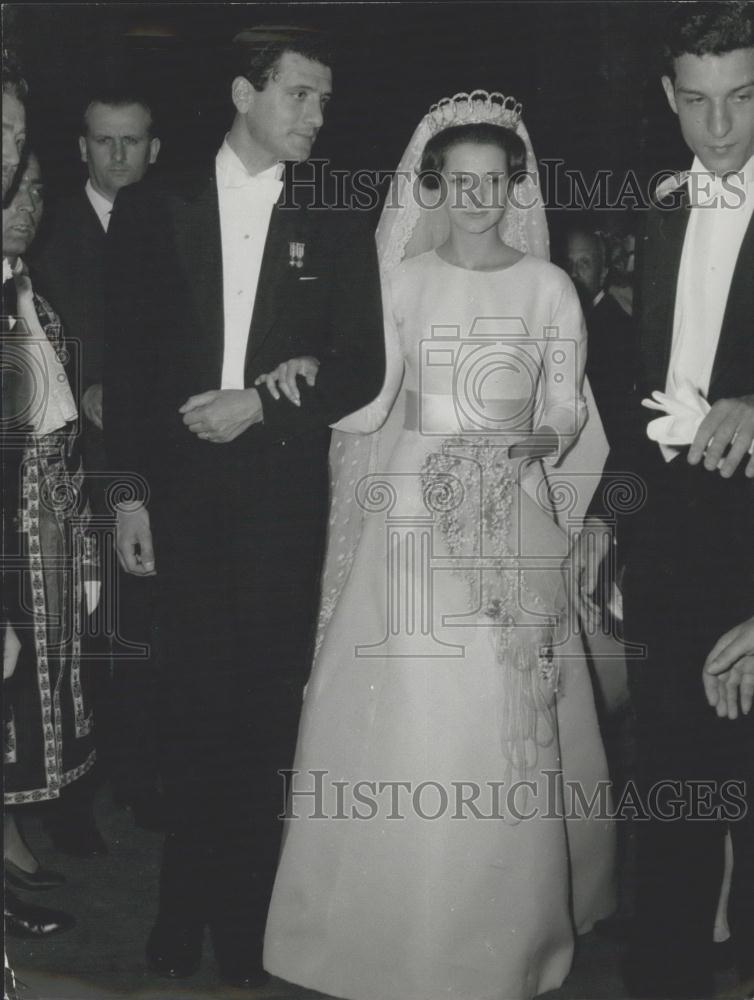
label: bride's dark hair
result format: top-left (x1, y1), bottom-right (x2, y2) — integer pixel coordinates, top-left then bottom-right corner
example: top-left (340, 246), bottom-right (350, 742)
top-left (417, 123), bottom-right (527, 191)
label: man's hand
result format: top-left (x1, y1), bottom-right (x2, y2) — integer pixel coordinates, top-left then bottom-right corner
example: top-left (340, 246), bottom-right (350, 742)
top-left (702, 616), bottom-right (754, 719)
top-left (82, 383), bottom-right (103, 430)
top-left (3, 623), bottom-right (21, 681)
top-left (688, 394), bottom-right (754, 478)
top-left (116, 503), bottom-right (156, 576)
top-left (179, 389), bottom-right (263, 443)
top-left (571, 516), bottom-right (613, 629)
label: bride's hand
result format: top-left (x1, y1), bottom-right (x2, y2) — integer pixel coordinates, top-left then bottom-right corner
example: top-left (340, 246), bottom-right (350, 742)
top-left (254, 357), bottom-right (320, 407)
top-left (571, 517), bottom-right (613, 630)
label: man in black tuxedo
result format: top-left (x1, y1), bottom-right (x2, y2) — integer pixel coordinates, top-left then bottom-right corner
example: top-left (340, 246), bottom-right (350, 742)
top-left (104, 27), bottom-right (385, 989)
top-left (564, 225), bottom-right (637, 454)
top-left (33, 90), bottom-right (163, 843)
top-left (578, 4), bottom-right (754, 996)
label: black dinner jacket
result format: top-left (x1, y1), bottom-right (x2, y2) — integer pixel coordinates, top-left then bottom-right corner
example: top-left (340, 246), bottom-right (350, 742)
top-left (585, 290), bottom-right (638, 454)
top-left (589, 183), bottom-right (754, 552)
top-left (103, 161), bottom-right (385, 497)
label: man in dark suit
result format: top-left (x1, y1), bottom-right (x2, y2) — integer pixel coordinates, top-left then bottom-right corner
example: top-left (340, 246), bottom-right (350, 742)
top-left (104, 27), bottom-right (385, 989)
top-left (578, 4), bottom-right (754, 996)
top-left (32, 90), bottom-right (163, 846)
top-left (564, 225), bottom-right (637, 454)
top-left (34, 90), bottom-right (160, 450)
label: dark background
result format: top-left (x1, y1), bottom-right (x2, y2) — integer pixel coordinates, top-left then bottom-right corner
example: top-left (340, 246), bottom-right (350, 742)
top-left (5, 2), bottom-right (686, 236)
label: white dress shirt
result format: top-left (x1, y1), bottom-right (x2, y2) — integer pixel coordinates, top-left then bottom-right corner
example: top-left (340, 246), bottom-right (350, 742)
top-left (666, 155), bottom-right (754, 397)
top-left (215, 140), bottom-right (283, 390)
top-left (85, 179), bottom-right (114, 232)
top-left (658, 155), bottom-right (754, 459)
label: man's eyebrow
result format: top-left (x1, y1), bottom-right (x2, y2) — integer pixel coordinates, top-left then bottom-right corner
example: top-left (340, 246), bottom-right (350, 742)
top-left (285, 82), bottom-right (332, 96)
top-left (676, 79), bottom-right (754, 95)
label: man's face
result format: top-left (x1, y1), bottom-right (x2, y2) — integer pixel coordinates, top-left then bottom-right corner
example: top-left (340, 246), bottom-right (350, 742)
top-left (233, 52), bottom-right (332, 166)
top-left (2, 92), bottom-right (26, 199)
top-left (2, 155), bottom-right (43, 258)
top-left (79, 103), bottom-right (160, 202)
top-left (662, 47), bottom-right (754, 176)
top-left (565, 232), bottom-right (605, 300)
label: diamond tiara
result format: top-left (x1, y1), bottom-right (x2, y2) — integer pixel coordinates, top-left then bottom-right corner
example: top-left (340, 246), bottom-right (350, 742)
top-left (425, 90), bottom-right (523, 136)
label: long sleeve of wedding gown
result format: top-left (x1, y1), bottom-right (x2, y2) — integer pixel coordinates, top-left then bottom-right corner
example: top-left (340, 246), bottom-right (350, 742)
top-left (330, 273), bottom-right (405, 435)
top-left (537, 276), bottom-right (588, 463)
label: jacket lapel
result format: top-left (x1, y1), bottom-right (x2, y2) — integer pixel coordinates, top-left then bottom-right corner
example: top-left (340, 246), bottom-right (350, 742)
top-left (171, 169), bottom-right (225, 389)
top-left (245, 166), bottom-right (307, 369)
top-left (641, 189), bottom-right (689, 391)
top-left (78, 189), bottom-right (108, 247)
top-left (708, 211), bottom-right (754, 400)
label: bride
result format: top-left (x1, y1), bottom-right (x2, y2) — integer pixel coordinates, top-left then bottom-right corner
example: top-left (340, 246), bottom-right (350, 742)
top-left (260, 92), bottom-right (615, 1000)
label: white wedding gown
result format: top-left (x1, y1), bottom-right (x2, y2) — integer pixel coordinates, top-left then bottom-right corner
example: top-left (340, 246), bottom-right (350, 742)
top-left (264, 251), bottom-right (616, 1000)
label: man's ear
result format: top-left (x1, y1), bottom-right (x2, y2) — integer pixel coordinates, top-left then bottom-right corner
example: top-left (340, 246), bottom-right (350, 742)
top-left (148, 137), bottom-right (161, 164)
top-left (661, 75), bottom-right (678, 115)
top-left (231, 76), bottom-right (255, 114)
top-left (78, 136), bottom-right (88, 164)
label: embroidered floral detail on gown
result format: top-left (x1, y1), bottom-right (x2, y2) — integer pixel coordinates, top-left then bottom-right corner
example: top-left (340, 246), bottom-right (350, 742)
top-left (264, 252), bottom-right (615, 1000)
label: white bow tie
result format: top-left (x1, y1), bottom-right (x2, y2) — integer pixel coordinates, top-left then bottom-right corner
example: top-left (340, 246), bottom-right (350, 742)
top-left (222, 172), bottom-right (283, 199)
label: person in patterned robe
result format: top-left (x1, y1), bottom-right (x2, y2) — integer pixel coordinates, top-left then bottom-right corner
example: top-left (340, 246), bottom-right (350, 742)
top-left (3, 153), bottom-right (97, 899)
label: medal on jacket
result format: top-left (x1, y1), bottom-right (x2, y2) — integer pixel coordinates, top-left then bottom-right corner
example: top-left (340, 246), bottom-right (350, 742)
top-left (288, 241), bottom-right (305, 268)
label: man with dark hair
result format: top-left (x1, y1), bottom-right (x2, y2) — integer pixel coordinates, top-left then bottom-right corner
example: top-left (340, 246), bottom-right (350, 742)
top-left (578, 2), bottom-right (754, 996)
top-left (105, 26), bottom-right (384, 989)
top-left (232, 24), bottom-right (336, 91)
top-left (662, 0), bottom-right (754, 77)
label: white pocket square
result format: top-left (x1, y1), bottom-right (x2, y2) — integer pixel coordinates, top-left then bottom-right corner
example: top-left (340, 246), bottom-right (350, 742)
top-left (298, 275), bottom-right (318, 282)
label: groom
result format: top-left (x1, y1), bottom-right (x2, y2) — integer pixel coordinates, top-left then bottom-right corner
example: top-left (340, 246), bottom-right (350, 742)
top-left (581, 3), bottom-right (754, 996)
top-left (104, 26), bottom-right (385, 988)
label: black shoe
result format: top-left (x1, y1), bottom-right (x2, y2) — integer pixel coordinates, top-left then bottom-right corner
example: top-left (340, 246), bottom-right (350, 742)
top-left (210, 921), bottom-right (268, 989)
top-left (622, 954), bottom-right (713, 999)
top-left (47, 815), bottom-right (108, 858)
top-left (4, 889), bottom-right (75, 938)
top-left (146, 919), bottom-right (204, 979)
top-left (218, 965), bottom-right (269, 990)
top-left (593, 912), bottom-right (629, 941)
top-left (5, 859), bottom-right (66, 892)
top-left (713, 937), bottom-right (736, 972)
